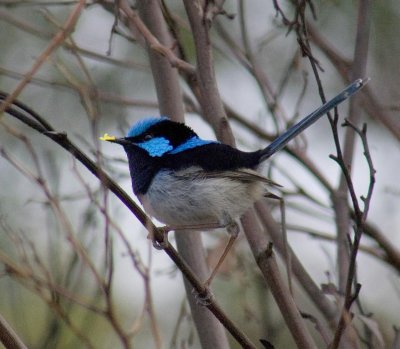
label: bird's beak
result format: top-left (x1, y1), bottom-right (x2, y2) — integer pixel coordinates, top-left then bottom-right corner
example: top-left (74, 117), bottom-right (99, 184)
top-left (99, 133), bottom-right (129, 145)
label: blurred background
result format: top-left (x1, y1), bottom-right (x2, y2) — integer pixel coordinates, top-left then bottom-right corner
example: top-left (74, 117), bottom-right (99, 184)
top-left (0, 0), bottom-right (399, 348)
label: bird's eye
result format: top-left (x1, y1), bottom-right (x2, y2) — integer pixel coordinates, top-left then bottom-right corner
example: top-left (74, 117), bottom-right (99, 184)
top-left (144, 134), bottom-right (153, 141)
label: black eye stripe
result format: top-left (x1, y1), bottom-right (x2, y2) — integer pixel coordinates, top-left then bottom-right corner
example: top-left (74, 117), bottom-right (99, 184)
top-left (144, 120), bottom-right (198, 146)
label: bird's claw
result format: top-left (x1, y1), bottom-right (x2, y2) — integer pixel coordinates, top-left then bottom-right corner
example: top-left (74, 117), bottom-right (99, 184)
top-left (221, 212), bottom-right (240, 237)
top-left (152, 238), bottom-right (168, 250)
top-left (151, 226), bottom-right (170, 250)
top-left (227, 221), bottom-right (239, 236)
top-left (191, 287), bottom-right (214, 306)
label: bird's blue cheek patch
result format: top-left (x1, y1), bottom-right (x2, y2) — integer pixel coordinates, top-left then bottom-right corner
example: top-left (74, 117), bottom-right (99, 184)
top-left (137, 137), bottom-right (173, 157)
top-left (170, 136), bottom-right (218, 154)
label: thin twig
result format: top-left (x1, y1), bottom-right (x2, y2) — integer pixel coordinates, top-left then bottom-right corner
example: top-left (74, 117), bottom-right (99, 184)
top-left (0, 0), bottom-right (85, 116)
top-left (0, 313), bottom-right (28, 349)
top-left (118, 0), bottom-right (196, 76)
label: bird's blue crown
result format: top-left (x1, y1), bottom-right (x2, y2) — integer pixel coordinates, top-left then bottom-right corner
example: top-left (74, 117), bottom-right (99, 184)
top-left (126, 117), bottom-right (217, 157)
top-left (127, 117), bottom-right (169, 138)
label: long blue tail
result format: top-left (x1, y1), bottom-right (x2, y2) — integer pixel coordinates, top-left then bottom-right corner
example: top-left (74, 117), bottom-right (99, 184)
top-left (259, 78), bottom-right (368, 162)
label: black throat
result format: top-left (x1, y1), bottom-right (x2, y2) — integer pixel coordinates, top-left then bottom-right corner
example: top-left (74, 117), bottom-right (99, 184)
top-left (123, 145), bottom-right (160, 195)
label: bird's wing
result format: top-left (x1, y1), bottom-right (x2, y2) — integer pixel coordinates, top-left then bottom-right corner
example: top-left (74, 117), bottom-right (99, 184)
top-left (176, 168), bottom-right (281, 187)
top-left (205, 169), bottom-right (282, 187)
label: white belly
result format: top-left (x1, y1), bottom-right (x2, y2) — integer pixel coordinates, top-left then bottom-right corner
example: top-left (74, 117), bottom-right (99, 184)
top-left (138, 168), bottom-right (266, 227)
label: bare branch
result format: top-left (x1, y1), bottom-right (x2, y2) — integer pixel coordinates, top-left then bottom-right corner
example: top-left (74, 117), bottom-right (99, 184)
top-left (0, 0), bottom-right (85, 115)
top-left (0, 313), bottom-right (28, 349)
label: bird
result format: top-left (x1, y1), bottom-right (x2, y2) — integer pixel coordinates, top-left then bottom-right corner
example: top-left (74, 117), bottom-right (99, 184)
top-left (100, 78), bottom-right (366, 286)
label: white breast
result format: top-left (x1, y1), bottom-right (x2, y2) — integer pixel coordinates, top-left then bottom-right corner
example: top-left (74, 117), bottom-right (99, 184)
top-left (139, 168), bottom-right (267, 228)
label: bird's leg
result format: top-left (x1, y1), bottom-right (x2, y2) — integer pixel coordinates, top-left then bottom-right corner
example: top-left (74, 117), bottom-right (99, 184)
top-left (156, 215), bottom-right (240, 287)
top-left (203, 232), bottom-right (238, 288)
top-left (150, 226), bottom-right (172, 250)
top-left (151, 222), bottom-right (226, 250)
top-left (203, 214), bottom-right (240, 288)
top-left (152, 216), bottom-right (239, 295)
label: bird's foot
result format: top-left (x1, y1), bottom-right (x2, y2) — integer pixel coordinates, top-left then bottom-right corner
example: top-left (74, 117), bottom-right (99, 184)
top-left (150, 226), bottom-right (171, 250)
top-left (191, 286), bottom-right (214, 306)
top-left (221, 212), bottom-right (240, 237)
top-left (226, 221), bottom-right (240, 237)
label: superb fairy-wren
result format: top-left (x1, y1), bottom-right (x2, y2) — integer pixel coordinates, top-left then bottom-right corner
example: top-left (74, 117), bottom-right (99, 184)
top-left (101, 79), bottom-right (366, 286)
